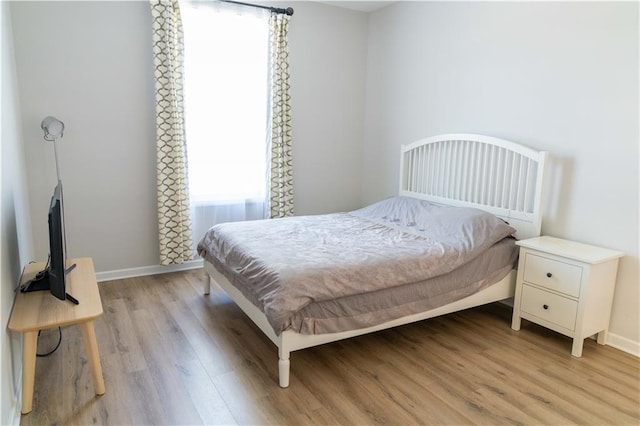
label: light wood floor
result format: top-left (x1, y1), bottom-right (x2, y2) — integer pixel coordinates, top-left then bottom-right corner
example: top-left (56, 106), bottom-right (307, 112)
top-left (21, 269), bottom-right (639, 425)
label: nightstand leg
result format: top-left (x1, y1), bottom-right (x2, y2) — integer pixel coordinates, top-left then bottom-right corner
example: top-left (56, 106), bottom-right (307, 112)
top-left (571, 338), bottom-right (584, 357)
top-left (21, 330), bottom-right (38, 414)
top-left (80, 321), bottom-right (105, 395)
top-left (511, 315), bottom-right (521, 331)
top-left (596, 330), bottom-right (608, 345)
top-left (204, 275), bottom-right (211, 295)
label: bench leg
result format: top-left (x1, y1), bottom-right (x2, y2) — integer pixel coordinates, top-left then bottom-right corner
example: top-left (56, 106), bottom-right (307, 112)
top-left (21, 331), bottom-right (38, 414)
top-left (80, 321), bottom-right (105, 395)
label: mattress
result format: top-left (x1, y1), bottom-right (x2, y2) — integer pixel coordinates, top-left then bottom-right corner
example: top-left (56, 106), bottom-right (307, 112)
top-left (198, 196), bottom-right (518, 335)
top-left (289, 237), bottom-right (516, 334)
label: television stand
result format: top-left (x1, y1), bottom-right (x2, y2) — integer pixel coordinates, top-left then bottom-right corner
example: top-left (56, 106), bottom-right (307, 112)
top-left (65, 292), bottom-right (79, 305)
top-left (8, 258), bottom-right (105, 414)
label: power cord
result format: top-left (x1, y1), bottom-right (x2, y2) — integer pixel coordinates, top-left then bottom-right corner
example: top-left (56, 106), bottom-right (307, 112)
top-left (17, 257), bottom-right (50, 293)
top-left (36, 327), bottom-right (62, 357)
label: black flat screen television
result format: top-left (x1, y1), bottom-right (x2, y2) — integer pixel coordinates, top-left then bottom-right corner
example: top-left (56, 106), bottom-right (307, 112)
top-left (47, 182), bottom-right (66, 299)
top-left (21, 182), bottom-right (76, 302)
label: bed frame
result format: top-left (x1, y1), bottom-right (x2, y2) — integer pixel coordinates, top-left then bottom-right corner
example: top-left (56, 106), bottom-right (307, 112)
top-left (202, 133), bottom-right (548, 387)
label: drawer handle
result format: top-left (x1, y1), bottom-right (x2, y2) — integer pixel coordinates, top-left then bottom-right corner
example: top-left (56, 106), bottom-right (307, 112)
top-left (546, 272), bottom-right (553, 278)
top-left (543, 304), bottom-right (549, 310)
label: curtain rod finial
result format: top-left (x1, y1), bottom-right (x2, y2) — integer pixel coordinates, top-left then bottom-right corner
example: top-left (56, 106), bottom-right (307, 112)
top-left (286, 7), bottom-right (294, 15)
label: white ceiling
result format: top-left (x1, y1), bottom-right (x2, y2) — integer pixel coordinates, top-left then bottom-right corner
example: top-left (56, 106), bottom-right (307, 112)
top-left (316, 1), bottom-right (397, 13)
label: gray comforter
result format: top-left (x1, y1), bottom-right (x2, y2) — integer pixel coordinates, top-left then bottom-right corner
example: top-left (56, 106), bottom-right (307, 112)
top-left (197, 196), bottom-right (516, 335)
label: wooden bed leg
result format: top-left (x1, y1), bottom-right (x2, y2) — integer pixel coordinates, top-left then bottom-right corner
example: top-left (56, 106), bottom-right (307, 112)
top-left (278, 348), bottom-right (290, 388)
top-left (204, 274), bottom-right (211, 295)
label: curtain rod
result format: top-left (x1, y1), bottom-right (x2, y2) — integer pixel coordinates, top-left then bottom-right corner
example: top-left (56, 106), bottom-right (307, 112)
top-left (219, 0), bottom-right (294, 16)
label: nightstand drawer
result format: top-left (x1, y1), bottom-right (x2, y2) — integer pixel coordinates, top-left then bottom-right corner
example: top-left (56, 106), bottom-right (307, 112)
top-left (520, 284), bottom-right (578, 330)
top-left (523, 253), bottom-right (582, 297)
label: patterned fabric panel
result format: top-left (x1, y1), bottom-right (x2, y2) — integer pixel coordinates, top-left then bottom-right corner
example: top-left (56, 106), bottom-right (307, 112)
top-left (150, 0), bottom-right (194, 265)
top-left (269, 12), bottom-right (294, 218)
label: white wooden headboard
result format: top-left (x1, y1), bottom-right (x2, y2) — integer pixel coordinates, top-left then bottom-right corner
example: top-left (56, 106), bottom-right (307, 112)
top-left (400, 133), bottom-right (548, 240)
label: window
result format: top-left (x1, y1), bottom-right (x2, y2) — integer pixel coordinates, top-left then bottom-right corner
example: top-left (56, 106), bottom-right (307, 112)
top-left (181, 3), bottom-right (270, 205)
top-left (181, 2), bottom-right (271, 245)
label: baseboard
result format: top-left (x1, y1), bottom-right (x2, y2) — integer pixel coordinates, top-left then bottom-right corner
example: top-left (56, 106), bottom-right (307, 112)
top-left (95, 259), bottom-right (203, 282)
top-left (9, 370), bottom-right (21, 426)
top-left (10, 401), bottom-right (20, 426)
top-left (606, 332), bottom-right (640, 357)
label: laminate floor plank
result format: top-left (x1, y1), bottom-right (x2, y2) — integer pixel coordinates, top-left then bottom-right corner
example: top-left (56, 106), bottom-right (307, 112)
top-left (124, 368), bottom-right (169, 425)
top-left (312, 344), bottom-right (426, 425)
top-left (95, 353), bottom-right (139, 425)
top-left (129, 307), bottom-right (203, 425)
top-left (212, 370), bottom-right (289, 425)
top-left (164, 299), bottom-right (235, 376)
top-left (265, 396), bottom-right (340, 426)
top-left (409, 340), bottom-right (541, 425)
top-left (479, 351), bottom-right (605, 425)
top-left (540, 362), bottom-right (639, 422)
top-left (367, 362), bottom-right (476, 425)
top-left (178, 357), bottom-right (237, 425)
top-left (425, 344), bottom-right (567, 425)
top-left (103, 298), bottom-right (148, 373)
top-left (293, 349), bottom-right (392, 425)
top-left (19, 269), bottom-right (640, 425)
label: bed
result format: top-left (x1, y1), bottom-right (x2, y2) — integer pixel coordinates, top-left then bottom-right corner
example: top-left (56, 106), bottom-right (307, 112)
top-left (198, 133), bottom-right (548, 387)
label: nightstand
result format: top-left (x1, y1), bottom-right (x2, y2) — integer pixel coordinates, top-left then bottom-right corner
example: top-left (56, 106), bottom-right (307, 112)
top-left (511, 236), bottom-right (624, 357)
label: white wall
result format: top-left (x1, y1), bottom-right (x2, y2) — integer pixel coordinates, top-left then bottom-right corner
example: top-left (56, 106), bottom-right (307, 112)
top-left (11, 1), bottom-right (160, 274)
top-left (288, 1), bottom-right (367, 215)
top-left (1, 2), bottom-right (35, 423)
top-left (363, 1), bottom-right (639, 351)
top-left (10, 1), bottom-right (368, 274)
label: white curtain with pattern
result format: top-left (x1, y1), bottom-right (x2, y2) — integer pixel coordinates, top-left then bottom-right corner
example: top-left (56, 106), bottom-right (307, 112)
top-left (268, 12), bottom-right (294, 218)
top-left (149, 0), bottom-right (194, 265)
